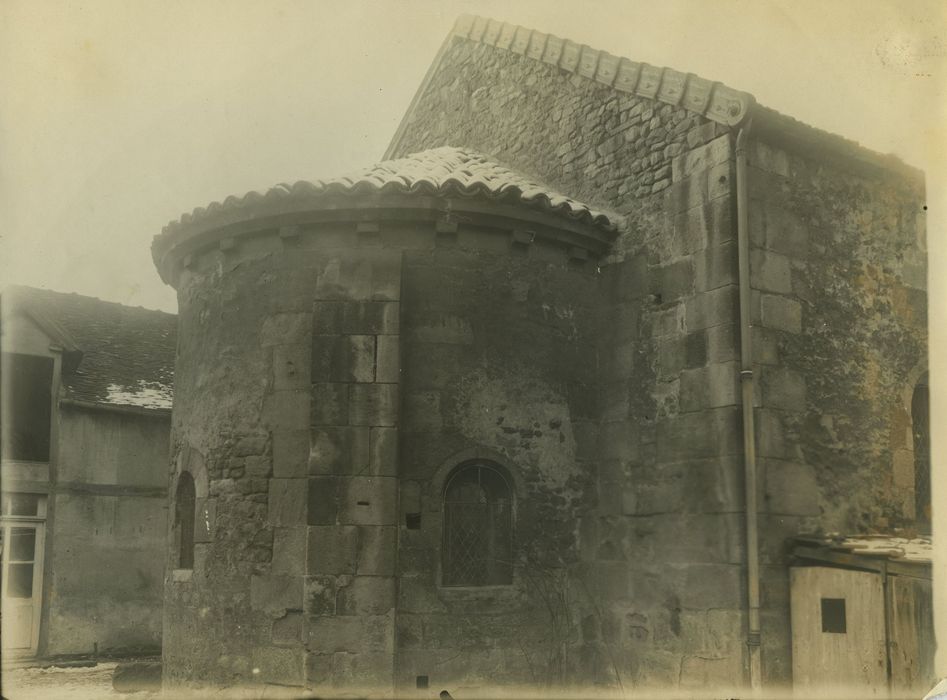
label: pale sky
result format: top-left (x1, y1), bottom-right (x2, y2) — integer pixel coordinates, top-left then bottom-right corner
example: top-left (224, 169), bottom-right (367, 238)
top-left (2, 0), bottom-right (947, 676)
top-left (1, 0), bottom-right (944, 313)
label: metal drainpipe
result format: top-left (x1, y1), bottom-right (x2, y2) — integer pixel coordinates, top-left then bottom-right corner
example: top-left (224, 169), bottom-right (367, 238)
top-left (735, 120), bottom-right (762, 692)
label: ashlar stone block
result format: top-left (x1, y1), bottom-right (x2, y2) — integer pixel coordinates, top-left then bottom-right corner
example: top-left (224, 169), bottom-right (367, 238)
top-left (674, 134), bottom-right (731, 182)
top-left (349, 384), bottom-right (398, 427)
top-left (707, 162), bottom-right (732, 200)
top-left (369, 427), bottom-right (398, 476)
top-left (251, 646), bottom-right (305, 685)
top-left (272, 527), bottom-right (307, 576)
top-left (764, 460), bottom-right (820, 516)
top-left (760, 294), bottom-right (802, 334)
top-left (357, 526), bottom-right (397, 576)
top-left (273, 343), bottom-right (311, 391)
top-left (309, 426), bottom-right (370, 475)
top-left (305, 652), bottom-right (334, 687)
top-left (684, 285), bottom-right (739, 331)
top-left (342, 302), bottom-right (399, 335)
top-left (312, 301), bottom-right (343, 335)
top-left (307, 612), bottom-right (395, 654)
top-left (337, 576), bottom-right (397, 615)
top-left (761, 366), bottom-right (806, 412)
top-left (331, 651), bottom-right (395, 689)
top-left (706, 323), bottom-right (738, 364)
top-left (756, 408), bottom-right (787, 459)
top-left (893, 448), bottom-right (915, 488)
top-left (375, 335), bottom-right (400, 383)
top-left (268, 478), bottom-right (308, 527)
top-left (680, 361), bottom-right (739, 412)
top-left (308, 525), bottom-right (358, 575)
top-left (250, 575), bottom-right (304, 615)
top-left (308, 476), bottom-right (340, 525)
top-left (311, 383), bottom-right (349, 426)
top-left (750, 249), bottom-right (793, 294)
top-left (696, 242), bottom-right (737, 292)
top-left (656, 412), bottom-right (718, 461)
top-left (264, 390), bottom-right (310, 431)
top-left (261, 313), bottom-right (312, 347)
top-left (272, 611), bottom-right (304, 646)
top-left (338, 476), bottom-right (398, 526)
top-left (273, 429), bottom-right (309, 478)
top-left (305, 575), bottom-right (338, 616)
top-left (311, 335), bottom-right (376, 383)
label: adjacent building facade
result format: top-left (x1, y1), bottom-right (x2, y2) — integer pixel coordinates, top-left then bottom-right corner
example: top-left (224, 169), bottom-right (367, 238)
top-left (152, 15), bottom-right (931, 696)
top-left (1, 286), bottom-right (174, 659)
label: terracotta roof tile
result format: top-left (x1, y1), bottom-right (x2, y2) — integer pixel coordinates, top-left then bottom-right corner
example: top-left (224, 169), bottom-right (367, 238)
top-left (161, 146), bottom-right (619, 239)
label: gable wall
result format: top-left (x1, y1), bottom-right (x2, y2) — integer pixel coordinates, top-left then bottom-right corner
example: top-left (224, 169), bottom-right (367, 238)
top-left (0, 313), bottom-right (57, 357)
top-left (388, 30), bottom-right (929, 692)
top-left (745, 136), bottom-right (928, 684)
top-left (392, 35), bottom-right (750, 690)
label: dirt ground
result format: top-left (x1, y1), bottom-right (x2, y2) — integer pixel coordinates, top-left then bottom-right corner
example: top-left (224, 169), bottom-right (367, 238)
top-left (1, 661), bottom-right (158, 700)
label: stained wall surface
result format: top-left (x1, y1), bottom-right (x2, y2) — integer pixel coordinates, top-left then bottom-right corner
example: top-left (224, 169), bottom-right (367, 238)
top-left (745, 136), bottom-right (928, 682)
top-left (45, 407), bottom-right (168, 655)
top-left (389, 30), bottom-right (928, 690)
top-left (159, 26), bottom-right (927, 694)
top-left (392, 32), bottom-right (749, 689)
top-left (160, 218), bottom-right (612, 693)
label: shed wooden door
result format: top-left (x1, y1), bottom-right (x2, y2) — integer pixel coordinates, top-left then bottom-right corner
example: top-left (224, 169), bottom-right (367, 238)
top-left (790, 566), bottom-right (887, 696)
top-left (887, 574), bottom-right (934, 695)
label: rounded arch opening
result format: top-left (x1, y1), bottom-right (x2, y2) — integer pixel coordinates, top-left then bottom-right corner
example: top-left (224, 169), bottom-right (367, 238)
top-left (441, 460), bottom-right (514, 587)
top-left (175, 471), bottom-right (196, 570)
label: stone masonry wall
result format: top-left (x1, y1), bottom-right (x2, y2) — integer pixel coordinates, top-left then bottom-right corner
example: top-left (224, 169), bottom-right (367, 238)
top-left (393, 35), bottom-right (750, 690)
top-left (163, 230), bottom-right (403, 693)
top-left (745, 139), bottom-right (928, 684)
top-left (395, 228), bottom-right (602, 692)
top-left (303, 245), bottom-right (402, 692)
top-left (584, 133), bottom-right (746, 690)
top-left (392, 38), bottom-right (711, 254)
top-left (161, 218), bottom-right (613, 693)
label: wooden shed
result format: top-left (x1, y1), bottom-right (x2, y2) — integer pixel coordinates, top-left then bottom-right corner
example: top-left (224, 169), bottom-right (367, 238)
top-left (790, 535), bottom-right (934, 698)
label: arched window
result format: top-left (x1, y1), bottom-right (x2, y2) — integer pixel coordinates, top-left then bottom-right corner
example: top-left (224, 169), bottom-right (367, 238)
top-left (911, 376), bottom-right (931, 531)
top-left (175, 472), bottom-right (196, 569)
top-left (442, 462), bottom-right (513, 586)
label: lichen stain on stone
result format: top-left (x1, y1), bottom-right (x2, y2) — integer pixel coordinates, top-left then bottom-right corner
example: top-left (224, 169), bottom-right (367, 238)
top-left (449, 366), bottom-right (579, 490)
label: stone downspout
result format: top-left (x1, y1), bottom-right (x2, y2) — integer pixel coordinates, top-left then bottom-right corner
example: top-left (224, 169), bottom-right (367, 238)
top-left (736, 121), bottom-right (762, 692)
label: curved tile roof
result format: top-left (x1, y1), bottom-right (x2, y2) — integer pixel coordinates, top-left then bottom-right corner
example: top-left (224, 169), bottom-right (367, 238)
top-left (160, 146), bottom-right (619, 240)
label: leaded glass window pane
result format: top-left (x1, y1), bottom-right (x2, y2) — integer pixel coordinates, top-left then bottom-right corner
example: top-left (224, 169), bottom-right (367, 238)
top-left (442, 463), bottom-right (513, 586)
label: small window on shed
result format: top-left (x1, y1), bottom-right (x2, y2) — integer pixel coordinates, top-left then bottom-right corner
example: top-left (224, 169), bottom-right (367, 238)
top-left (442, 462), bottom-right (513, 586)
top-left (821, 597), bottom-right (847, 634)
top-left (175, 472), bottom-right (196, 570)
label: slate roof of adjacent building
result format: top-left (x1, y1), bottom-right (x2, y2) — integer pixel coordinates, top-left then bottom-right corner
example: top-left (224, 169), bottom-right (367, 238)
top-left (158, 146), bottom-right (619, 243)
top-left (3, 286), bottom-right (176, 411)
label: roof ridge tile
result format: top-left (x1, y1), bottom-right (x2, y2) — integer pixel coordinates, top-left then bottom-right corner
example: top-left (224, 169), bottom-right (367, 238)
top-left (450, 13), bottom-right (754, 127)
